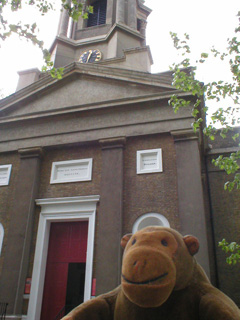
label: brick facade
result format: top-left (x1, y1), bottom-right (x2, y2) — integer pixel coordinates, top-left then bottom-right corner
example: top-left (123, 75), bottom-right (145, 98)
top-left (123, 134), bottom-right (179, 233)
top-left (206, 129), bottom-right (240, 306)
top-left (0, 152), bottom-right (20, 275)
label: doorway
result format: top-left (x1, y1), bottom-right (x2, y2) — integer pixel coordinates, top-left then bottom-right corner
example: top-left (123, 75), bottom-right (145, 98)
top-left (27, 195), bottom-right (99, 320)
top-left (40, 221), bottom-right (88, 320)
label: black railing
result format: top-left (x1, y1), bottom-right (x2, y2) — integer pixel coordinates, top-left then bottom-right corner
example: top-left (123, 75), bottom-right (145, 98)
top-left (0, 303), bottom-right (8, 320)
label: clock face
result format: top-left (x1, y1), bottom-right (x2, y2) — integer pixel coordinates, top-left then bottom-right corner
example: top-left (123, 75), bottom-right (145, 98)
top-left (79, 49), bottom-right (102, 63)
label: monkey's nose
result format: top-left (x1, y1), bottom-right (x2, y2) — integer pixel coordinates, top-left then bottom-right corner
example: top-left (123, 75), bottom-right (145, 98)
top-left (133, 260), bottom-right (146, 272)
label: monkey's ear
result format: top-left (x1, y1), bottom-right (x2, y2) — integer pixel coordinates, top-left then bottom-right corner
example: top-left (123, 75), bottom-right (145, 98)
top-left (121, 233), bottom-right (132, 249)
top-left (183, 235), bottom-right (199, 256)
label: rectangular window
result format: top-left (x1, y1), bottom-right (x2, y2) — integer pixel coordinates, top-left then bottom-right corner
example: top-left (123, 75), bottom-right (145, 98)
top-left (87, 0), bottom-right (107, 27)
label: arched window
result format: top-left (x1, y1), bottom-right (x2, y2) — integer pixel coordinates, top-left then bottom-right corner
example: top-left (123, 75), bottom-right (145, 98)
top-left (87, 0), bottom-right (107, 27)
top-left (0, 224), bottom-right (4, 256)
top-left (132, 213), bottom-right (170, 234)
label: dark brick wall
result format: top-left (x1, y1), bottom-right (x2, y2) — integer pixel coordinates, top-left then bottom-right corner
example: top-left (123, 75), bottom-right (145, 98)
top-left (38, 143), bottom-right (102, 199)
top-left (206, 127), bottom-right (240, 306)
top-left (26, 134), bottom-right (180, 290)
top-left (123, 133), bottom-right (180, 234)
top-left (0, 152), bottom-right (20, 276)
top-left (4, 132), bottom-right (238, 313)
top-left (3, 131), bottom-right (238, 313)
top-left (23, 143), bottom-right (102, 312)
top-left (208, 128), bottom-right (240, 149)
top-left (207, 156), bottom-right (240, 306)
top-left (27, 142), bottom-right (102, 274)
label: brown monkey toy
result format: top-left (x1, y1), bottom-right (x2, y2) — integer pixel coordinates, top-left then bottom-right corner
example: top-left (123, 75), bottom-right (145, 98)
top-left (62, 226), bottom-right (240, 320)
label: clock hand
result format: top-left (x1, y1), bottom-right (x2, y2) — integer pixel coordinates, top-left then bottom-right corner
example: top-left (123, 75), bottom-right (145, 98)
top-left (86, 50), bottom-right (92, 63)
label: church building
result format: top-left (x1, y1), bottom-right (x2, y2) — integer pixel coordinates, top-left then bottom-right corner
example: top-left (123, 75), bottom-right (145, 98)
top-left (0, 0), bottom-right (239, 319)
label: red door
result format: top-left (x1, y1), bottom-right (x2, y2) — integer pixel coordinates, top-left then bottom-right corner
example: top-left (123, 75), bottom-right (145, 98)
top-left (40, 221), bottom-right (88, 320)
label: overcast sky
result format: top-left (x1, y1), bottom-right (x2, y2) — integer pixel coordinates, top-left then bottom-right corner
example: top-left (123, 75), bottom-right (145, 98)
top-left (0, 0), bottom-right (239, 96)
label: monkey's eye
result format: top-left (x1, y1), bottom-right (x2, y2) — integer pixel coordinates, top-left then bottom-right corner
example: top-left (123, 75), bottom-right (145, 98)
top-left (132, 238), bottom-right (136, 245)
top-left (161, 239), bottom-right (168, 247)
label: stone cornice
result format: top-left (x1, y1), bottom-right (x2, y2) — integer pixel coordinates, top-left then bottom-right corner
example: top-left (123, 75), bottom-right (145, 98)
top-left (207, 146), bottom-right (240, 155)
top-left (170, 129), bottom-right (199, 141)
top-left (83, 46), bottom-right (153, 68)
top-left (0, 90), bottom-right (193, 125)
top-left (49, 23), bottom-right (145, 53)
top-left (99, 137), bottom-right (126, 150)
top-left (137, 0), bottom-right (152, 15)
top-left (36, 195), bottom-right (100, 208)
top-left (18, 147), bottom-right (44, 159)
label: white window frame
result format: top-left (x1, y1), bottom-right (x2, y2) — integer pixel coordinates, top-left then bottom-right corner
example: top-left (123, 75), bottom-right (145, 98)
top-left (0, 164), bottom-right (12, 186)
top-left (27, 195), bottom-right (99, 320)
top-left (137, 149), bottom-right (163, 174)
top-left (132, 213), bottom-right (170, 234)
top-left (50, 159), bottom-right (93, 184)
top-left (0, 223), bottom-right (4, 255)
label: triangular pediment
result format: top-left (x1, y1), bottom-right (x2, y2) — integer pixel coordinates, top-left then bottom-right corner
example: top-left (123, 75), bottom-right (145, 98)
top-left (0, 63), bottom-right (176, 121)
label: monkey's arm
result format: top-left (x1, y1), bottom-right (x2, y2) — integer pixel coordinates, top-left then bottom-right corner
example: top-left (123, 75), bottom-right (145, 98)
top-left (61, 298), bottom-right (111, 320)
top-left (61, 286), bottom-right (120, 320)
top-left (199, 289), bottom-right (240, 320)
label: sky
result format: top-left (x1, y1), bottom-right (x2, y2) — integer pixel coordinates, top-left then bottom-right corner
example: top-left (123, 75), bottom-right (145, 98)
top-left (0, 0), bottom-right (239, 97)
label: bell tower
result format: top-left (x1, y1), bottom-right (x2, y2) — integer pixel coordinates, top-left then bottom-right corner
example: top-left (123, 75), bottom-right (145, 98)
top-left (50, 0), bottom-right (153, 72)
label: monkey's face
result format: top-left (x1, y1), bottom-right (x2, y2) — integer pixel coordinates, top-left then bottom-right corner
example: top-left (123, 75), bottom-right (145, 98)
top-left (121, 227), bottom-right (199, 308)
top-left (121, 229), bottom-right (177, 307)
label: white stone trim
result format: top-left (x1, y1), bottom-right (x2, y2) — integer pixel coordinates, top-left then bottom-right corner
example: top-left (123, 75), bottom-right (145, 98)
top-left (132, 213), bottom-right (170, 233)
top-left (137, 148), bottom-right (163, 174)
top-left (0, 223), bottom-right (4, 255)
top-left (0, 164), bottom-right (12, 186)
top-left (27, 195), bottom-right (100, 320)
top-left (50, 159), bottom-right (93, 184)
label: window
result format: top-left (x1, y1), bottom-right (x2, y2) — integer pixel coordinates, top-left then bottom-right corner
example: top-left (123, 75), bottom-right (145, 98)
top-left (132, 213), bottom-right (170, 234)
top-left (0, 224), bottom-right (4, 255)
top-left (137, 18), bottom-right (141, 31)
top-left (87, 0), bottom-right (107, 27)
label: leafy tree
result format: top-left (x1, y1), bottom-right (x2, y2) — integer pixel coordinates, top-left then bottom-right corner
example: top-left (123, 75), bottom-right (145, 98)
top-left (169, 14), bottom-right (240, 265)
top-left (169, 12), bottom-right (240, 191)
top-left (219, 239), bottom-right (240, 265)
top-left (0, 0), bottom-right (92, 78)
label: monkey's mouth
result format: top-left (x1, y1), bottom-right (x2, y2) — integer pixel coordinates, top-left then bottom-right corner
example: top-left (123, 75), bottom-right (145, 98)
top-left (122, 272), bottom-right (168, 285)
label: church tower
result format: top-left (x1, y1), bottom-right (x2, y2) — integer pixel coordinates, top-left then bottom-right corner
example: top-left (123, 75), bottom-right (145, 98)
top-left (50, 0), bottom-right (152, 72)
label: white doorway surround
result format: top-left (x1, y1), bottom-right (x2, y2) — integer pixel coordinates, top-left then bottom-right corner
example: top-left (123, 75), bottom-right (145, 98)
top-left (27, 195), bottom-right (100, 320)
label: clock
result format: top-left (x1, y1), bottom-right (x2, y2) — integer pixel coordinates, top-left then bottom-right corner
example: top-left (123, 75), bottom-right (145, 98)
top-left (79, 49), bottom-right (102, 63)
